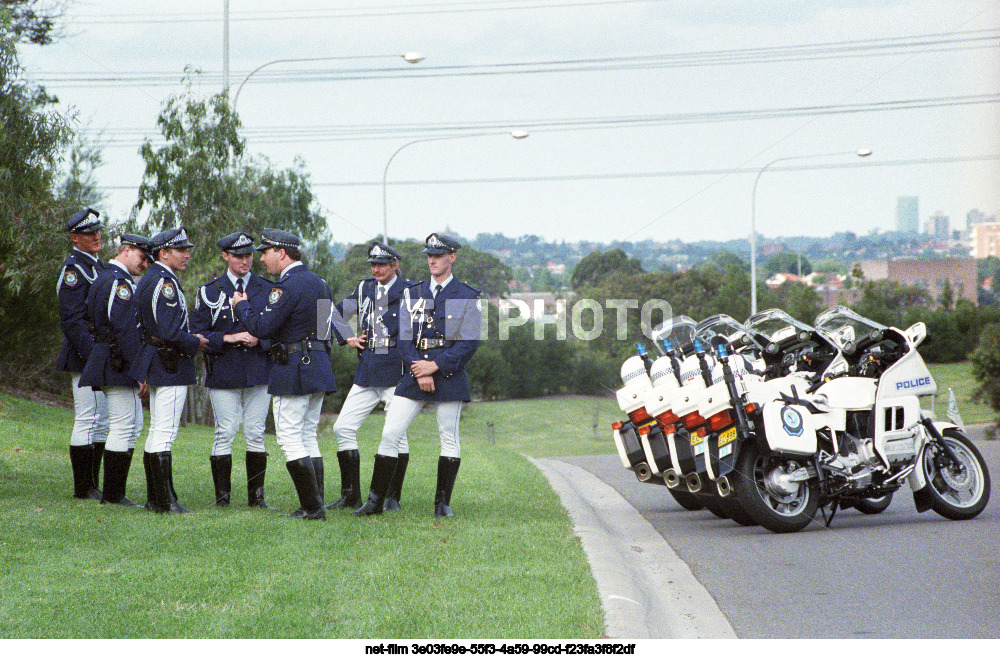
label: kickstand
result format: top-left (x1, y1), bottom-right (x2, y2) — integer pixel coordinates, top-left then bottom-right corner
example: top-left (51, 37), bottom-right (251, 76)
top-left (821, 501), bottom-right (838, 527)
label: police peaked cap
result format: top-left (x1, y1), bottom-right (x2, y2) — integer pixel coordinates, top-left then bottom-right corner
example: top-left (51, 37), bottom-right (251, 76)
top-left (255, 228), bottom-right (301, 252)
top-left (150, 227), bottom-right (195, 254)
top-left (217, 231), bottom-right (255, 255)
top-left (423, 232), bottom-right (460, 255)
top-left (366, 240), bottom-right (401, 264)
top-left (120, 233), bottom-right (152, 255)
top-left (66, 208), bottom-right (103, 233)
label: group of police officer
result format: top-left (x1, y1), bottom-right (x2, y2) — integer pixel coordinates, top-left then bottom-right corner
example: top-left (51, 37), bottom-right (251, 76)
top-left (57, 207), bottom-right (481, 521)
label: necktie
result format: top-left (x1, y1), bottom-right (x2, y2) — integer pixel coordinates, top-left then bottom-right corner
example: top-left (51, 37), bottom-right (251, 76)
top-left (434, 284), bottom-right (442, 299)
top-left (377, 285), bottom-right (385, 301)
top-left (236, 279), bottom-right (244, 294)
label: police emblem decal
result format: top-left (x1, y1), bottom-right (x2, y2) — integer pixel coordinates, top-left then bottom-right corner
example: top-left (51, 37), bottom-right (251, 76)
top-left (269, 288), bottom-right (283, 304)
top-left (780, 406), bottom-right (804, 437)
top-left (162, 282), bottom-right (176, 299)
top-left (64, 270), bottom-right (78, 286)
top-left (116, 284), bottom-right (131, 300)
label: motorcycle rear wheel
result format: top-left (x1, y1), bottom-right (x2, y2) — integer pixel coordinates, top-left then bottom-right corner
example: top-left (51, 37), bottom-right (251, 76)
top-left (668, 487), bottom-right (705, 511)
top-left (921, 429), bottom-right (990, 521)
top-left (734, 442), bottom-right (818, 534)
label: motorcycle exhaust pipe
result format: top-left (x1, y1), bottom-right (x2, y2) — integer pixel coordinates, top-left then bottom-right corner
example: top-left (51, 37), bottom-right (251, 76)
top-left (716, 476), bottom-right (732, 498)
top-left (663, 469), bottom-right (681, 489)
top-left (635, 462), bottom-right (654, 482)
top-left (685, 472), bottom-right (703, 493)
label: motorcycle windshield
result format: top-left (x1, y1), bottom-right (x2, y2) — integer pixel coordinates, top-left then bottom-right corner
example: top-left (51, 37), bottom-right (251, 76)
top-left (744, 308), bottom-right (815, 344)
top-left (814, 306), bottom-right (887, 350)
top-left (652, 315), bottom-right (698, 357)
top-left (695, 314), bottom-right (765, 355)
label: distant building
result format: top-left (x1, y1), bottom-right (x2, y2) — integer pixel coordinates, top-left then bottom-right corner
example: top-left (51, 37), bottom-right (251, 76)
top-left (971, 222), bottom-right (1000, 259)
top-left (896, 196), bottom-right (919, 234)
top-left (859, 258), bottom-right (977, 307)
top-left (926, 211), bottom-right (950, 242)
top-left (967, 208), bottom-right (996, 228)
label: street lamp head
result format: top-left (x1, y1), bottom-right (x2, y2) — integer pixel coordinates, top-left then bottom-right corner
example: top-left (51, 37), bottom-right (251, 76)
top-left (857, 148), bottom-right (873, 157)
top-left (402, 52), bottom-right (425, 64)
top-left (511, 130), bottom-right (529, 140)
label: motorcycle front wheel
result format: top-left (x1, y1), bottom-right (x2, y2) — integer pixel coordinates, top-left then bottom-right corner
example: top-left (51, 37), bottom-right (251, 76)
top-left (734, 442), bottom-right (819, 533)
top-left (921, 429), bottom-right (991, 521)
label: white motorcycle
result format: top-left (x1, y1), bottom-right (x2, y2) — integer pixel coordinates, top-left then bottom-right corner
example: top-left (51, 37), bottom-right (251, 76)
top-left (730, 306), bottom-right (991, 533)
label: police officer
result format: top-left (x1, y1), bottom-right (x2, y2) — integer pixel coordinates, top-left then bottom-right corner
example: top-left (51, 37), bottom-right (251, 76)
top-left (327, 241), bottom-right (413, 511)
top-left (357, 233), bottom-right (481, 517)
top-left (233, 229), bottom-right (336, 521)
top-left (58, 208), bottom-right (110, 500)
top-left (191, 232), bottom-right (274, 508)
top-left (78, 234), bottom-right (151, 507)
top-left (129, 227), bottom-right (209, 514)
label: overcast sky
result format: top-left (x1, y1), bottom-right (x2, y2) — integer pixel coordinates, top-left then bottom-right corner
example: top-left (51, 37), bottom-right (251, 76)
top-left (18, 0), bottom-right (1000, 246)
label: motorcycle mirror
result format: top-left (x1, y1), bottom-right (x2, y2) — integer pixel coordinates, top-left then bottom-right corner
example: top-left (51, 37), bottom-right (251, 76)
top-left (905, 322), bottom-right (927, 347)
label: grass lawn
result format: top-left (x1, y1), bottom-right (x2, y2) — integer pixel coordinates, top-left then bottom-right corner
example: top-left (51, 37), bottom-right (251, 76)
top-left (0, 392), bottom-right (613, 639)
top-left (926, 361), bottom-right (997, 425)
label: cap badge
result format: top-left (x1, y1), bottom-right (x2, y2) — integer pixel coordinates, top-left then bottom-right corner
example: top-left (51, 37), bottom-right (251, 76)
top-left (428, 235), bottom-right (445, 248)
top-left (232, 234), bottom-right (252, 248)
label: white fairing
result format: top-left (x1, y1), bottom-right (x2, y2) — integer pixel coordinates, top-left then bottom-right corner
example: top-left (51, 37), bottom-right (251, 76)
top-left (617, 355), bottom-right (652, 414)
top-left (878, 347), bottom-right (936, 400)
top-left (762, 402), bottom-right (817, 455)
top-left (612, 428), bottom-right (632, 470)
top-left (813, 377), bottom-right (877, 410)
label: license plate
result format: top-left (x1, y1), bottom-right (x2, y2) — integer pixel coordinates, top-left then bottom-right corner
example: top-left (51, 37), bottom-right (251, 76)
top-left (718, 427), bottom-right (737, 447)
top-left (690, 434), bottom-right (704, 447)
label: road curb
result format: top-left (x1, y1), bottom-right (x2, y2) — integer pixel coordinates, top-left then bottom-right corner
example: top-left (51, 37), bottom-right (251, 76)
top-left (529, 456), bottom-right (737, 639)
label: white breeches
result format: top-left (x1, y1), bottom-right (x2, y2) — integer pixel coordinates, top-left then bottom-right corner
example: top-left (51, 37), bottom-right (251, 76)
top-left (143, 385), bottom-right (188, 453)
top-left (208, 385), bottom-right (270, 455)
top-left (333, 384), bottom-right (409, 452)
top-left (70, 374), bottom-right (109, 447)
top-left (272, 393), bottom-right (324, 462)
top-left (378, 395), bottom-right (462, 459)
top-left (103, 386), bottom-right (143, 452)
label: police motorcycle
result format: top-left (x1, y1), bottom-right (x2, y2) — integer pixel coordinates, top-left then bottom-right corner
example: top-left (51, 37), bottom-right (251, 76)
top-left (728, 306), bottom-right (991, 533)
top-left (611, 316), bottom-right (712, 513)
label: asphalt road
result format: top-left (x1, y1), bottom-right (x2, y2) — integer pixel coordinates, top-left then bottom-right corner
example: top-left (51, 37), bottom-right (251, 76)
top-left (556, 429), bottom-right (999, 639)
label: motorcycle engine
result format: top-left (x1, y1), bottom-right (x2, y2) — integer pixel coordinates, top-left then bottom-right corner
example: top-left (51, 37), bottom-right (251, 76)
top-left (821, 433), bottom-right (883, 486)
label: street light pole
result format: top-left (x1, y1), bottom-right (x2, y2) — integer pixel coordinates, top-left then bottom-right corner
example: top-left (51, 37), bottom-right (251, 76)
top-left (749, 148), bottom-right (872, 316)
top-left (231, 52), bottom-right (425, 112)
top-left (381, 130), bottom-right (530, 244)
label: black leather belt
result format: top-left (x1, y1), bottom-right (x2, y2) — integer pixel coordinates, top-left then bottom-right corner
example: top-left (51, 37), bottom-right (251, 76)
top-left (366, 338), bottom-right (397, 350)
top-left (416, 338), bottom-right (454, 350)
top-left (284, 339), bottom-right (332, 354)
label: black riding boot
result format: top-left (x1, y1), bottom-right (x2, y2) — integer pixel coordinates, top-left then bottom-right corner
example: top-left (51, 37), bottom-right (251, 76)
top-left (100, 449), bottom-right (139, 507)
top-left (91, 441), bottom-right (105, 499)
top-left (284, 457), bottom-right (325, 520)
top-left (246, 451), bottom-right (274, 508)
top-left (383, 452), bottom-right (410, 512)
top-left (210, 454), bottom-right (232, 507)
top-left (69, 445), bottom-right (96, 499)
top-left (325, 449), bottom-right (362, 510)
top-left (434, 456), bottom-right (461, 518)
top-left (312, 456), bottom-right (325, 508)
top-left (353, 454), bottom-right (398, 517)
top-left (161, 452), bottom-right (190, 514)
top-left (143, 451), bottom-right (165, 512)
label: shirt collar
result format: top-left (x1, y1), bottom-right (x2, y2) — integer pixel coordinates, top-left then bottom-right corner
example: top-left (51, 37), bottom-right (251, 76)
top-left (431, 274), bottom-right (453, 294)
top-left (227, 270), bottom-right (251, 288)
top-left (379, 275), bottom-right (398, 293)
top-left (111, 259), bottom-right (130, 274)
top-left (72, 247), bottom-right (99, 265)
top-left (280, 261), bottom-right (303, 279)
top-left (157, 261), bottom-right (176, 277)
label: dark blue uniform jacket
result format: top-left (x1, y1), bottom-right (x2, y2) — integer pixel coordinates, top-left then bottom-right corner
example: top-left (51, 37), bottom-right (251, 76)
top-left (395, 278), bottom-right (481, 402)
top-left (57, 249), bottom-right (107, 373)
top-left (191, 272), bottom-right (272, 389)
top-left (334, 276), bottom-right (413, 388)
top-left (235, 263), bottom-right (337, 396)
top-left (79, 262), bottom-right (144, 389)
top-left (128, 262), bottom-right (201, 386)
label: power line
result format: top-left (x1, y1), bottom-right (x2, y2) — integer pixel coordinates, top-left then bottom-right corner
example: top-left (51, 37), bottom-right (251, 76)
top-left (96, 154), bottom-right (1000, 190)
top-left (82, 93), bottom-right (1000, 147)
top-left (32, 29), bottom-right (1000, 87)
top-left (64, 1), bottom-right (683, 25)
